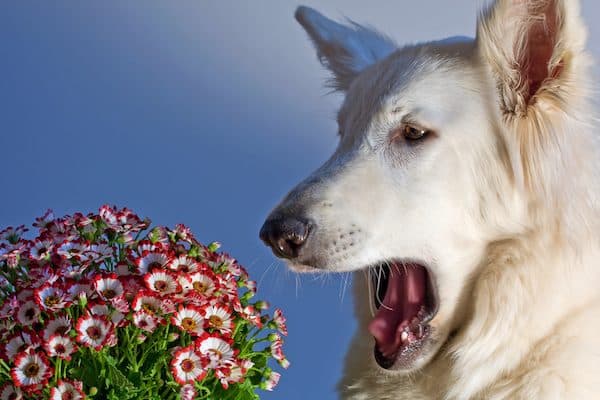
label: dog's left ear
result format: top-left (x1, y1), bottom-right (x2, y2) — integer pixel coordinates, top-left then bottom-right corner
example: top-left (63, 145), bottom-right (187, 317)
top-left (477, 0), bottom-right (588, 117)
top-left (295, 6), bottom-right (396, 91)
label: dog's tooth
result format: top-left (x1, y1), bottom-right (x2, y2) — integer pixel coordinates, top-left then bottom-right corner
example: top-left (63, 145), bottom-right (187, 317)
top-left (401, 331), bottom-right (409, 343)
top-left (417, 324), bottom-right (424, 338)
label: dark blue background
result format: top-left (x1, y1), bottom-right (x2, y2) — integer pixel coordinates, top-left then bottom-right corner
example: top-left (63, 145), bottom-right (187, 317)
top-left (1, 2), bottom-right (598, 398)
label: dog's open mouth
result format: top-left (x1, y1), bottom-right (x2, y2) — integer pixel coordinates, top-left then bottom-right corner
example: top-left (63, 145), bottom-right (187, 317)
top-left (368, 262), bottom-right (439, 369)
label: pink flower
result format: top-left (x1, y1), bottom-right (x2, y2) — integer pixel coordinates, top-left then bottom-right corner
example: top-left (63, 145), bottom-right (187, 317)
top-left (11, 350), bottom-right (52, 389)
top-left (170, 346), bottom-right (207, 384)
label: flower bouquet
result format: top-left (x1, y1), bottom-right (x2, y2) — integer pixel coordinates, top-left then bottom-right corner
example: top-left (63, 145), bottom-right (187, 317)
top-left (0, 206), bottom-right (288, 399)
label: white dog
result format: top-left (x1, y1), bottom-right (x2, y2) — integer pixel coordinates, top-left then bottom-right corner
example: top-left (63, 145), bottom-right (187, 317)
top-left (260, 0), bottom-right (600, 398)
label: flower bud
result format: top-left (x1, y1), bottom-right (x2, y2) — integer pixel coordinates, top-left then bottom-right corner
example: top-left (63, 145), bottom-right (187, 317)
top-left (254, 300), bottom-right (269, 310)
top-left (89, 387), bottom-right (98, 396)
top-left (208, 241), bottom-right (221, 252)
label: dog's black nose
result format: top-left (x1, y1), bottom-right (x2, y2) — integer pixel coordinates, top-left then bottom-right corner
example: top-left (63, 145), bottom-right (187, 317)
top-left (259, 217), bottom-right (311, 259)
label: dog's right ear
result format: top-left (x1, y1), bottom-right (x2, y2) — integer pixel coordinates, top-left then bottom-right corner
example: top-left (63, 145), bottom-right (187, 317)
top-left (295, 6), bottom-right (396, 91)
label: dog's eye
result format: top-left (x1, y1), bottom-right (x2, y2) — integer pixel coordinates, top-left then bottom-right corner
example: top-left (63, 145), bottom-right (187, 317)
top-left (402, 124), bottom-right (430, 141)
top-left (390, 124), bottom-right (432, 145)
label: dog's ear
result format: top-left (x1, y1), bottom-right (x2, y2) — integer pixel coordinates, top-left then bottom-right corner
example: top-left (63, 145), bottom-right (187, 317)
top-left (477, 0), bottom-right (588, 117)
top-left (295, 6), bottom-right (396, 91)
top-left (476, 0), bottom-right (591, 199)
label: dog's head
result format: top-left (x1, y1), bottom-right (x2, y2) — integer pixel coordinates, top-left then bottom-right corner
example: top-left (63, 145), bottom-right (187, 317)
top-left (260, 0), bottom-right (589, 372)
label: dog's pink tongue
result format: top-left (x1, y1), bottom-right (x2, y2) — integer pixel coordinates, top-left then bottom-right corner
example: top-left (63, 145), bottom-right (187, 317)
top-left (368, 264), bottom-right (426, 357)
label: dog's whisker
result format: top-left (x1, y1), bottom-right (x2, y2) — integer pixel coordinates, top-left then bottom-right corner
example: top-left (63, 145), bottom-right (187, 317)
top-left (366, 269), bottom-right (376, 317)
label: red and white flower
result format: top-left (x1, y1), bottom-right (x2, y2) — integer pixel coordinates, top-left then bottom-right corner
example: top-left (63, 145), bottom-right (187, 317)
top-left (171, 306), bottom-right (205, 336)
top-left (179, 383), bottom-right (196, 400)
top-left (56, 241), bottom-right (87, 260)
top-left (34, 284), bottom-right (69, 311)
top-left (16, 301), bottom-right (40, 327)
top-left (65, 281), bottom-right (92, 302)
top-left (135, 252), bottom-right (170, 274)
top-left (270, 335), bottom-right (290, 369)
top-left (202, 304), bottom-right (234, 334)
top-left (49, 380), bottom-right (85, 400)
top-left (83, 242), bottom-right (113, 263)
top-left (261, 370), bottom-right (281, 391)
top-left (215, 359), bottom-right (253, 389)
top-left (28, 239), bottom-right (53, 261)
top-left (133, 311), bottom-right (160, 333)
top-left (0, 383), bottom-right (22, 400)
top-left (44, 335), bottom-right (76, 360)
top-left (11, 350), bottom-right (52, 389)
top-left (132, 292), bottom-right (173, 316)
top-left (196, 333), bottom-right (235, 368)
top-left (93, 274), bottom-right (124, 301)
top-left (144, 270), bottom-right (180, 295)
top-left (185, 272), bottom-right (218, 297)
top-left (170, 346), bottom-right (206, 384)
top-left (272, 308), bottom-right (288, 336)
top-left (168, 255), bottom-right (199, 273)
top-left (43, 315), bottom-right (72, 340)
top-left (4, 332), bottom-right (39, 361)
top-left (75, 314), bottom-right (112, 351)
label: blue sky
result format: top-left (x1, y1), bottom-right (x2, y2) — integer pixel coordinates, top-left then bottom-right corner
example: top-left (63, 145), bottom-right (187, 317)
top-left (1, 1), bottom-right (598, 399)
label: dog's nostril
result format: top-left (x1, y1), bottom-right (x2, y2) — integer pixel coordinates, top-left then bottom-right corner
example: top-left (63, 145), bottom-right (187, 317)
top-left (259, 217), bottom-right (311, 260)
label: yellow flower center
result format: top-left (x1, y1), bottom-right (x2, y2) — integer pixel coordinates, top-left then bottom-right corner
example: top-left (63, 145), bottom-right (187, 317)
top-left (209, 315), bottom-right (223, 328)
top-left (181, 317), bottom-right (196, 331)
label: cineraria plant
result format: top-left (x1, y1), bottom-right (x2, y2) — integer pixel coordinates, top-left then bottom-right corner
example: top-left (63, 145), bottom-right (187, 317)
top-left (0, 206), bottom-right (288, 399)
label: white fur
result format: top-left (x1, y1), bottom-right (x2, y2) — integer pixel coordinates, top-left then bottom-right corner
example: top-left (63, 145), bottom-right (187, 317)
top-left (272, 1), bottom-right (600, 398)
